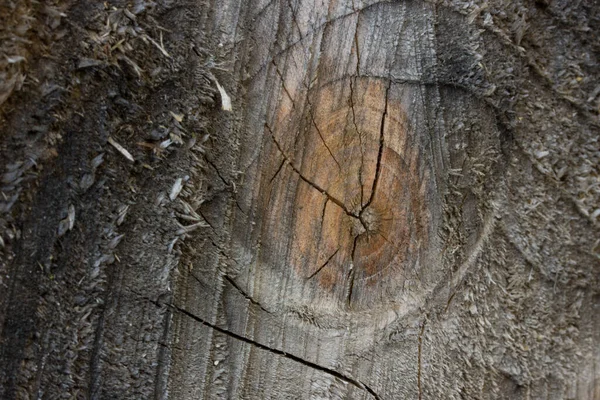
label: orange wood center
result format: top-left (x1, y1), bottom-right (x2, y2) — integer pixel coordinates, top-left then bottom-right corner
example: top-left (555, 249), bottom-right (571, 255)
top-left (264, 78), bottom-right (430, 306)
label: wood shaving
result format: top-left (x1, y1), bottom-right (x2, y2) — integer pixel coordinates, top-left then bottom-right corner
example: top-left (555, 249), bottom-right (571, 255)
top-left (215, 81), bottom-right (232, 111)
top-left (170, 178), bottom-right (183, 201)
top-left (108, 136), bottom-right (135, 162)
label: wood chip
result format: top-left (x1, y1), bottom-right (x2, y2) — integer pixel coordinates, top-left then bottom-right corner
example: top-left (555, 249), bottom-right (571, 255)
top-left (0, 74), bottom-right (19, 107)
top-left (144, 34), bottom-right (171, 58)
top-left (108, 136), bottom-right (134, 162)
top-left (170, 111), bottom-right (184, 122)
top-left (7, 55), bottom-right (26, 64)
top-left (215, 81), bottom-right (232, 112)
top-left (58, 205), bottom-right (76, 237)
top-left (176, 221), bottom-right (209, 235)
top-left (67, 205), bottom-right (76, 230)
top-left (170, 178), bottom-right (183, 201)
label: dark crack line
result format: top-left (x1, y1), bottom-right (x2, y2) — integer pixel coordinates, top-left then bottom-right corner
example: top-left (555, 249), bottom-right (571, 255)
top-left (265, 123), bottom-right (359, 220)
top-left (203, 155), bottom-right (231, 187)
top-left (321, 198), bottom-right (329, 222)
top-left (243, 0), bottom-right (599, 133)
top-left (353, 8), bottom-right (362, 76)
top-left (208, 238), bottom-right (241, 268)
top-left (244, 1), bottom-right (390, 85)
top-left (272, 60), bottom-right (296, 108)
top-left (307, 248), bottom-right (339, 280)
top-left (347, 234), bottom-right (361, 306)
top-left (378, 232), bottom-right (393, 246)
top-left (269, 158), bottom-right (286, 184)
top-left (287, 0), bottom-right (304, 42)
top-left (197, 208), bottom-right (216, 231)
top-left (347, 264), bottom-right (356, 307)
top-left (202, 155), bottom-right (248, 219)
top-left (224, 276), bottom-right (270, 314)
top-left (362, 79), bottom-right (391, 212)
top-left (188, 270), bottom-right (216, 292)
top-left (234, 200), bottom-right (249, 217)
top-left (308, 106), bottom-right (342, 170)
top-left (164, 303), bottom-right (381, 399)
top-left (251, 0), bottom-right (277, 21)
top-left (349, 79), bottom-right (366, 207)
top-left (301, 80), bottom-right (341, 171)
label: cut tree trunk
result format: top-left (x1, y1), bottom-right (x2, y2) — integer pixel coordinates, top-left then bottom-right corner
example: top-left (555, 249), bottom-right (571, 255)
top-left (0, 0), bottom-right (598, 399)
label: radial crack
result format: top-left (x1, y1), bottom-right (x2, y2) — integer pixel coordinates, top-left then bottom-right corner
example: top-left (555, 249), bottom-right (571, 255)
top-left (307, 248), bottom-right (339, 280)
top-left (265, 123), bottom-right (358, 220)
top-left (287, 0), bottom-right (304, 41)
top-left (347, 235), bottom-right (361, 306)
top-left (353, 9), bottom-right (362, 76)
top-left (347, 265), bottom-right (356, 307)
top-left (269, 158), bottom-right (286, 184)
top-left (272, 60), bottom-right (296, 108)
top-left (321, 198), bottom-right (329, 222)
top-left (308, 107), bottom-right (342, 170)
top-left (349, 79), bottom-right (366, 206)
top-left (362, 79), bottom-right (391, 211)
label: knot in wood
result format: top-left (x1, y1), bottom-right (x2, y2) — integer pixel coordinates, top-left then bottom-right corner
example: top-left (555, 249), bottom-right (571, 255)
top-left (263, 78), bottom-right (430, 309)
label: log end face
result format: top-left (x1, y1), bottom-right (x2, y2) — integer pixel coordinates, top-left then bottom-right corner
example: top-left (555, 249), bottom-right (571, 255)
top-left (264, 78), bottom-right (434, 313)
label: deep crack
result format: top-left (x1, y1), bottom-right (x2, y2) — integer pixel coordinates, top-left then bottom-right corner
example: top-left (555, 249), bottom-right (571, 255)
top-left (321, 198), bottom-right (329, 223)
top-left (162, 302), bottom-right (381, 399)
top-left (362, 79), bottom-right (391, 212)
top-left (347, 235), bottom-right (361, 306)
top-left (266, 123), bottom-right (360, 221)
top-left (269, 158), bottom-right (286, 184)
top-left (204, 155), bottom-right (231, 187)
top-left (349, 78), bottom-right (366, 207)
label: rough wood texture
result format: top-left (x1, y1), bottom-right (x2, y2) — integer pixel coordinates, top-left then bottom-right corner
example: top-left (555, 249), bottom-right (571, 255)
top-left (0, 0), bottom-right (598, 399)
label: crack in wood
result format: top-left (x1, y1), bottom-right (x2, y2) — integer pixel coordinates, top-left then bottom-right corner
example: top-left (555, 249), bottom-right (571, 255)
top-left (307, 103), bottom-right (342, 170)
top-left (188, 269), bottom-right (215, 292)
top-left (361, 79), bottom-right (391, 213)
top-left (320, 198), bottom-right (329, 223)
top-left (265, 123), bottom-right (362, 223)
top-left (244, 1), bottom-right (391, 84)
top-left (287, 0), bottom-right (304, 41)
top-left (307, 248), bottom-right (340, 280)
top-left (224, 275), bottom-right (270, 314)
top-left (162, 302), bottom-right (382, 400)
top-left (353, 7), bottom-right (362, 76)
top-left (271, 60), bottom-right (296, 108)
top-left (245, 0), bottom-right (591, 131)
top-left (347, 236), bottom-right (359, 306)
top-left (269, 158), bottom-right (286, 184)
top-left (209, 238), bottom-right (241, 268)
top-left (197, 208), bottom-right (215, 231)
top-left (203, 154), bottom-right (231, 187)
top-left (349, 78), bottom-right (366, 207)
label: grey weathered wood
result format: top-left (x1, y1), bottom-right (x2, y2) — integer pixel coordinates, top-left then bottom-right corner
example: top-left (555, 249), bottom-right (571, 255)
top-left (167, 0), bottom-right (599, 399)
top-left (0, 0), bottom-right (598, 399)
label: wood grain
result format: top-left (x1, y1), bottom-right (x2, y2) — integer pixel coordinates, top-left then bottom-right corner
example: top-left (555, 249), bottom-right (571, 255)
top-left (1, 0), bottom-right (598, 399)
top-left (166, 0), bottom-right (599, 398)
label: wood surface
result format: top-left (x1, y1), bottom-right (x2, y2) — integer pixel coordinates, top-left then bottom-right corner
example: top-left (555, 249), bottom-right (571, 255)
top-left (0, 0), bottom-right (598, 399)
